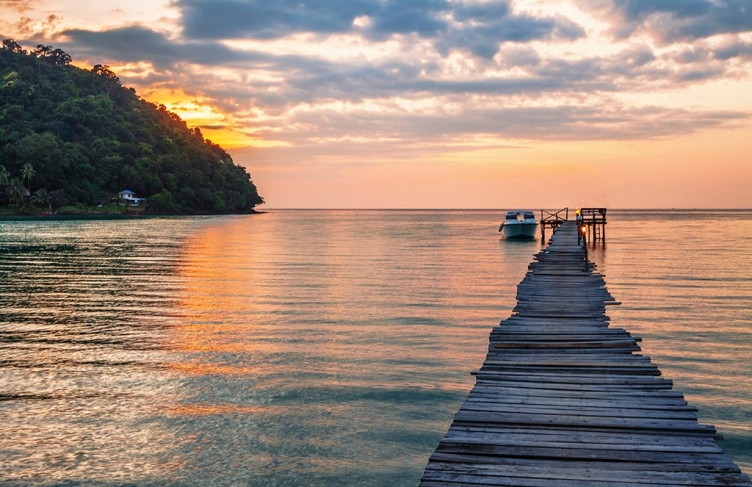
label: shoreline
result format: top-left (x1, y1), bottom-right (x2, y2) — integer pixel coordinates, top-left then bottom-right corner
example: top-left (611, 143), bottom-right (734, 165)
top-left (0, 210), bottom-right (263, 221)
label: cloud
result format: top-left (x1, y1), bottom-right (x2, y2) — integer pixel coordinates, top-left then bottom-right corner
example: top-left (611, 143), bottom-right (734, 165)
top-left (60, 26), bottom-right (578, 104)
top-left (12, 13), bottom-right (61, 37)
top-left (0, 0), bottom-right (35, 13)
top-left (228, 98), bottom-right (748, 176)
top-left (223, 102), bottom-right (749, 174)
top-left (57, 23), bottom-right (749, 140)
top-left (177, 0), bottom-right (371, 40)
top-left (585, 0), bottom-right (752, 42)
top-left (437, 11), bottom-right (584, 59)
top-left (61, 25), bottom-right (332, 76)
top-left (176, 0), bottom-right (584, 59)
top-left (714, 40), bottom-right (752, 60)
top-left (276, 103), bottom-right (748, 146)
top-left (176, 0), bottom-right (442, 40)
top-left (366, 0), bottom-right (450, 40)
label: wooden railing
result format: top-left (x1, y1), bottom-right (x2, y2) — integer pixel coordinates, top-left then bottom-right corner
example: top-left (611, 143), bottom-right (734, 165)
top-left (539, 207), bottom-right (569, 242)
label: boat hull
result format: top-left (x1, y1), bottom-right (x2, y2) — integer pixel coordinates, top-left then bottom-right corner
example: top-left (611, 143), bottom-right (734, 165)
top-left (501, 222), bottom-right (538, 240)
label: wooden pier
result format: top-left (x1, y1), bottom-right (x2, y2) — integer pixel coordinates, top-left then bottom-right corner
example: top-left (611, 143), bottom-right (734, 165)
top-left (539, 208), bottom-right (569, 244)
top-left (421, 221), bottom-right (751, 487)
top-left (578, 207), bottom-right (607, 244)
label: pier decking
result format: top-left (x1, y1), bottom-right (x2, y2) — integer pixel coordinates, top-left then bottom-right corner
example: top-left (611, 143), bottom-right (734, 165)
top-left (421, 221), bottom-right (751, 487)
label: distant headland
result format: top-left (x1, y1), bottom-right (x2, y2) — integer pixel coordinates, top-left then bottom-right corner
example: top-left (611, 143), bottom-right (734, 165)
top-left (0, 39), bottom-right (263, 217)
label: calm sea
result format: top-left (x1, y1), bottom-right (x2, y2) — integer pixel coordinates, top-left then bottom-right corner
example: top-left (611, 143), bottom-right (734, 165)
top-left (1, 210), bottom-right (750, 486)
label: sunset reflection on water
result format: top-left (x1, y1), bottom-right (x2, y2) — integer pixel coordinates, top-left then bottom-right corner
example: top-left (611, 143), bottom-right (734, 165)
top-left (155, 211), bottom-right (540, 485)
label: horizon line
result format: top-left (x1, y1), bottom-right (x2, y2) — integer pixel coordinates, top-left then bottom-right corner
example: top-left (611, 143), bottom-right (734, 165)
top-left (257, 207), bottom-right (752, 211)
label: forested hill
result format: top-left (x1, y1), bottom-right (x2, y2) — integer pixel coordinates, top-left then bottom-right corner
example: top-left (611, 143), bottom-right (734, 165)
top-left (0, 39), bottom-right (263, 214)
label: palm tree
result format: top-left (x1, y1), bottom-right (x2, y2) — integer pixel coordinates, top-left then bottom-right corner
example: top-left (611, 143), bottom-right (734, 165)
top-left (21, 163), bottom-right (35, 199)
top-left (0, 165), bottom-right (9, 208)
top-left (6, 178), bottom-right (25, 208)
top-left (32, 188), bottom-right (51, 214)
top-left (0, 165), bottom-right (9, 187)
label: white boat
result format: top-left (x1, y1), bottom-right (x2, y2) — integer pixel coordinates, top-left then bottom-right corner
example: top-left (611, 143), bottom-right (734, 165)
top-left (499, 211), bottom-right (538, 240)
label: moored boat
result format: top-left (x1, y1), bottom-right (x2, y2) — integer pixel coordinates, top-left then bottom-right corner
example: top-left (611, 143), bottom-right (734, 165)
top-left (499, 211), bottom-right (538, 240)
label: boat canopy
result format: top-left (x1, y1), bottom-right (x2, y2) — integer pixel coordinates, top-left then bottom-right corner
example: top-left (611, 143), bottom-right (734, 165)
top-left (505, 211), bottom-right (536, 221)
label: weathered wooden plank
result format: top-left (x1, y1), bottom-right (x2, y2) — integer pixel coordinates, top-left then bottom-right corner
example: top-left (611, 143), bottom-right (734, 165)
top-left (490, 332), bottom-right (639, 339)
top-left (442, 427), bottom-right (716, 447)
top-left (433, 442), bottom-right (727, 464)
top-left (459, 401), bottom-right (699, 419)
top-left (492, 340), bottom-right (639, 349)
top-left (470, 373), bottom-right (674, 387)
top-left (469, 388), bottom-right (682, 400)
top-left (423, 463), bottom-right (751, 486)
top-left (466, 394), bottom-right (688, 409)
top-left (427, 452), bottom-right (744, 473)
top-left (451, 411), bottom-right (717, 435)
top-left (469, 383), bottom-right (683, 396)
top-left (477, 366), bottom-right (661, 377)
top-left (438, 434), bottom-right (720, 453)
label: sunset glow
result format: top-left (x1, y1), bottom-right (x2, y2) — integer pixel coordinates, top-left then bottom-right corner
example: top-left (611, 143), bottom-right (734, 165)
top-left (2, 0), bottom-right (751, 207)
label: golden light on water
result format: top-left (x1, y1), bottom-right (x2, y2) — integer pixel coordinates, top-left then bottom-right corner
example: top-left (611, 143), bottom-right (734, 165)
top-left (166, 404), bottom-right (276, 416)
top-left (169, 219), bottom-right (281, 363)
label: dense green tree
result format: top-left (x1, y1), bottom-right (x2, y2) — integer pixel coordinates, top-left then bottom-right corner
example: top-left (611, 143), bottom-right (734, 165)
top-left (21, 162), bottom-right (35, 197)
top-left (31, 187), bottom-right (51, 213)
top-left (0, 40), bottom-right (263, 213)
top-left (49, 189), bottom-right (66, 209)
top-left (1, 39), bottom-right (23, 54)
top-left (14, 133), bottom-right (63, 189)
top-left (0, 165), bottom-right (9, 186)
top-left (33, 45), bottom-right (71, 67)
top-left (6, 178), bottom-right (24, 208)
top-left (0, 164), bottom-right (8, 205)
top-left (50, 49), bottom-right (72, 67)
top-left (147, 190), bottom-right (176, 214)
top-left (33, 44), bottom-right (52, 58)
top-left (92, 64), bottom-right (120, 97)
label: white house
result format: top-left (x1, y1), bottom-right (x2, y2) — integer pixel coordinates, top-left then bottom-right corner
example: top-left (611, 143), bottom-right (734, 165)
top-left (118, 189), bottom-right (147, 206)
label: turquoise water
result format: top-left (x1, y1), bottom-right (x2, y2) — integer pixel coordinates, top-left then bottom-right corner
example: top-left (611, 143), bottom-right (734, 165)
top-left (0, 210), bottom-right (750, 485)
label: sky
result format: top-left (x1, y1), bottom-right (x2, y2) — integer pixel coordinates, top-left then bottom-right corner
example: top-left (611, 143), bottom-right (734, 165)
top-left (2, 0), bottom-right (751, 208)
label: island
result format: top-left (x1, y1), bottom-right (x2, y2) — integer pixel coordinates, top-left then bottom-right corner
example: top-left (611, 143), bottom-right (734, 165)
top-left (0, 39), bottom-right (263, 217)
